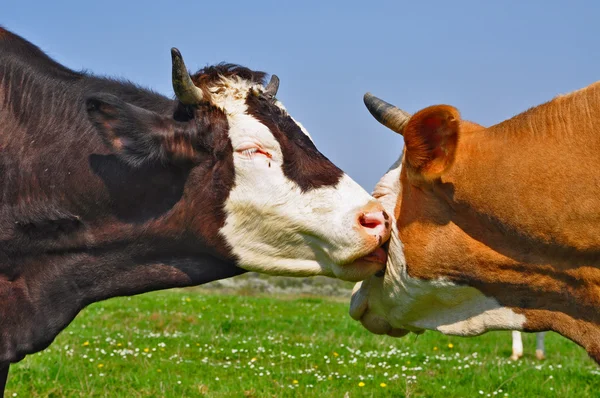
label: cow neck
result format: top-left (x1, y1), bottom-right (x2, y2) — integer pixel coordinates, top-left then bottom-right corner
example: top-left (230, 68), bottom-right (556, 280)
top-left (0, 174), bottom-right (244, 365)
top-left (0, 241), bottom-right (244, 363)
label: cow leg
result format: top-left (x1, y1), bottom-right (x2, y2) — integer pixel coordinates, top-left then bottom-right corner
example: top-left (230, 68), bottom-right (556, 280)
top-left (0, 363), bottom-right (9, 397)
top-left (536, 332), bottom-right (546, 360)
top-left (510, 331), bottom-right (523, 360)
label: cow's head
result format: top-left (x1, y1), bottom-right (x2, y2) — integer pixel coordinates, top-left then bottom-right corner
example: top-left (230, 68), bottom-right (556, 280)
top-left (350, 93), bottom-right (600, 362)
top-left (84, 50), bottom-right (390, 282)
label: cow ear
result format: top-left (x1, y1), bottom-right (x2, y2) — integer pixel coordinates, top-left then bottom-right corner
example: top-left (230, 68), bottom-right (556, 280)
top-left (85, 93), bottom-right (200, 167)
top-left (402, 105), bottom-right (460, 179)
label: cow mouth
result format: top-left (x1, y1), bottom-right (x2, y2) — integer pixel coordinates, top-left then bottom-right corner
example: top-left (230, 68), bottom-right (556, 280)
top-left (359, 246), bottom-right (387, 265)
top-left (335, 243), bottom-right (389, 282)
top-left (361, 241), bottom-right (389, 277)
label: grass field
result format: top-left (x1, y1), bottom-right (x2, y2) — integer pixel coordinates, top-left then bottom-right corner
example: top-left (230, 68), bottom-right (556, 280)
top-left (5, 288), bottom-right (599, 397)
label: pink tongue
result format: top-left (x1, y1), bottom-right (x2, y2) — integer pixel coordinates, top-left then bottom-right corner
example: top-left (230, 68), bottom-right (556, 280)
top-left (361, 247), bottom-right (387, 264)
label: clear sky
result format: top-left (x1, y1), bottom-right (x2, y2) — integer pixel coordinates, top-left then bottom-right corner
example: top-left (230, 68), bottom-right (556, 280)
top-left (3, 1), bottom-right (599, 189)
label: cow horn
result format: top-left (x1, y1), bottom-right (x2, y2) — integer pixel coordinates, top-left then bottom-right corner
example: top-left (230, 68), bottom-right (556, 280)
top-left (363, 93), bottom-right (411, 135)
top-left (265, 74), bottom-right (280, 97)
top-left (171, 48), bottom-right (204, 105)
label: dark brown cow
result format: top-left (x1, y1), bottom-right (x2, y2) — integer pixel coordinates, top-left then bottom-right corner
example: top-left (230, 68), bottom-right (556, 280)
top-left (0, 28), bottom-right (391, 392)
top-left (351, 82), bottom-right (600, 364)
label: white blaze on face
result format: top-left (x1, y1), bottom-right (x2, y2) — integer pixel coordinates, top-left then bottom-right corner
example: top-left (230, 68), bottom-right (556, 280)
top-left (211, 77), bottom-right (382, 280)
top-left (350, 155), bottom-right (527, 336)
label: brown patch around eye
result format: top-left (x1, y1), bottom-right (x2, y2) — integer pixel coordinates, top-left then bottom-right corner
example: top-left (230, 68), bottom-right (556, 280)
top-left (245, 93), bottom-right (343, 191)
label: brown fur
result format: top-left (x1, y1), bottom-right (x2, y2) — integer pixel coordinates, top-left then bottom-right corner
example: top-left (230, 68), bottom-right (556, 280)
top-left (397, 82), bottom-right (600, 363)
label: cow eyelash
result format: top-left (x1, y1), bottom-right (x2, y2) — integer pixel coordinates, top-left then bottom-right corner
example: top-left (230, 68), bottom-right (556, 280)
top-left (242, 148), bottom-right (258, 158)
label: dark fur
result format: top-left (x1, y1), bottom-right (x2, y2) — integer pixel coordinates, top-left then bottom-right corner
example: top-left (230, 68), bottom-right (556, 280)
top-left (0, 27), bottom-right (246, 369)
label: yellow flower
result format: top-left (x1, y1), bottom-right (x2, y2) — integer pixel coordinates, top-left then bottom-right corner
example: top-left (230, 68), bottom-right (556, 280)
top-left (433, 346), bottom-right (438, 351)
top-left (117, 343), bottom-right (122, 347)
top-left (185, 298), bottom-right (191, 302)
top-left (358, 382), bottom-right (365, 387)
top-left (292, 380), bottom-right (298, 384)
top-left (380, 383), bottom-right (387, 388)
top-left (251, 357), bottom-right (257, 362)
top-left (157, 369), bottom-right (162, 372)
top-left (333, 352), bottom-right (339, 357)
top-left (448, 343), bottom-right (454, 349)
top-left (97, 364), bottom-right (104, 368)
top-left (144, 347), bottom-right (150, 353)
top-left (82, 341), bottom-right (89, 346)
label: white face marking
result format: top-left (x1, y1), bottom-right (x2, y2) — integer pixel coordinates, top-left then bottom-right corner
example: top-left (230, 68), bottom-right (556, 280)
top-left (209, 77), bottom-right (384, 280)
top-left (351, 156), bottom-right (527, 336)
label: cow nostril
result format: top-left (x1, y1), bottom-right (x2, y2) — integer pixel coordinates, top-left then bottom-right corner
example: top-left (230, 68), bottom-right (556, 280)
top-left (358, 212), bottom-right (387, 232)
top-left (359, 214), bottom-right (381, 229)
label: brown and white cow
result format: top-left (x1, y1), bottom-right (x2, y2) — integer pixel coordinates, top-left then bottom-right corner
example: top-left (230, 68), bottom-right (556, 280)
top-left (0, 28), bottom-right (390, 391)
top-left (350, 82), bottom-right (600, 364)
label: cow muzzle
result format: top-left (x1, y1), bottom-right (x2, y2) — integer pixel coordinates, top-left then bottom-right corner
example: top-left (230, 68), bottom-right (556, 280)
top-left (350, 280), bottom-right (412, 337)
top-left (354, 202), bottom-right (392, 265)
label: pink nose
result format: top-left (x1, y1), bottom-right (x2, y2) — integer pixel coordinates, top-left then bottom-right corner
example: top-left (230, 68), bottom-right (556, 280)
top-left (358, 210), bottom-right (391, 242)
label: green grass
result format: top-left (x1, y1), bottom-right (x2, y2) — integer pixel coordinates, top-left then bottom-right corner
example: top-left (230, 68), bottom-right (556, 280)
top-left (6, 289), bottom-right (599, 397)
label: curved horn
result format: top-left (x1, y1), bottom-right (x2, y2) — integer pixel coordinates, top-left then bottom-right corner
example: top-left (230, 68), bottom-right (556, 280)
top-left (363, 93), bottom-right (411, 135)
top-left (265, 74), bottom-right (280, 97)
top-left (171, 48), bottom-right (204, 105)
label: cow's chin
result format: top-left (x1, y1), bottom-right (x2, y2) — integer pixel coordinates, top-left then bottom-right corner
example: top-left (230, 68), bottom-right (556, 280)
top-left (350, 279), bottom-right (420, 337)
top-left (234, 245), bottom-right (388, 282)
top-left (331, 247), bottom-right (388, 282)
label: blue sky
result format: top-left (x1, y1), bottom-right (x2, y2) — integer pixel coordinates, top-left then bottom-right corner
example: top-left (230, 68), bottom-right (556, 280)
top-left (4, 1), bottom-right (599, 189)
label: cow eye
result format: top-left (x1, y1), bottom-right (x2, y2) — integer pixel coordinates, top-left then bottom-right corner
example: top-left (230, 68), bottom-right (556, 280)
top-left (236, 146), bottom-right (271, 159)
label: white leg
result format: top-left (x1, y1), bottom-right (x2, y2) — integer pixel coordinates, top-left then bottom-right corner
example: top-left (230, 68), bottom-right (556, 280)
top-left (535, 332), bottom-right (546, 360)
top-left (510, 331), bottom-right (523, 360)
